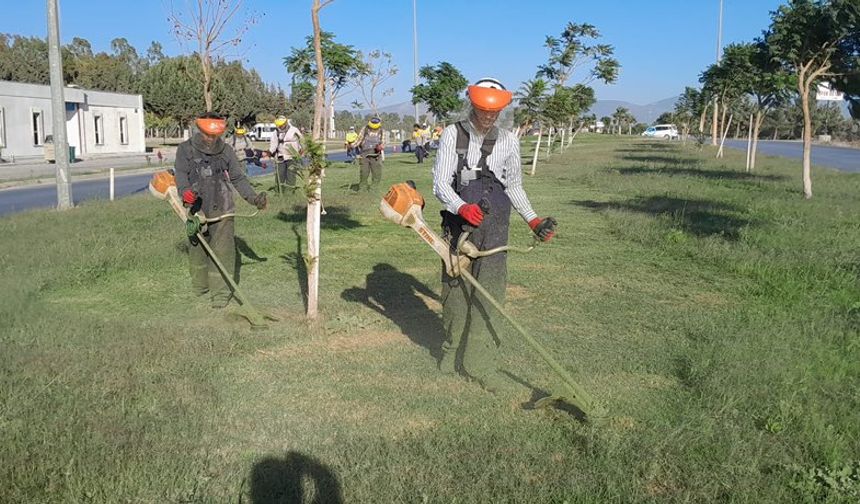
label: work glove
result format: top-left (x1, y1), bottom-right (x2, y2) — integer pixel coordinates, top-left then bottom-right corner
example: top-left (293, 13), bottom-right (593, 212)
top-left (458, 203), bottom-right (484, 227)
top-left (182, 189), bottom-right (199, 207)
top-left (529, 217), bottom-right (557, 242)
top-left (186, 215), bottom-right (202, 237)
top-left (253, 192), bottom-right (268, 210)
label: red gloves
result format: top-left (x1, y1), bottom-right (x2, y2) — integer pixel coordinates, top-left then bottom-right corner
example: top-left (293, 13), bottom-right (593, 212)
top-left (529, 217), bottom-right (557, 242)
top-left (182, 189), bottom-right (198, 206)
top-left (458, 203), bottom-right (484, 226)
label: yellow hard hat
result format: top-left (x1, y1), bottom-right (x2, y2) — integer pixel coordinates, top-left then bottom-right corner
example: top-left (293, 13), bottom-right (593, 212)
top-left (235, 127), bottom-right (247, 136)
top-left (368, 117), bottom-right (382, 130)
top-left (274, 116), bottom-right (288, 128)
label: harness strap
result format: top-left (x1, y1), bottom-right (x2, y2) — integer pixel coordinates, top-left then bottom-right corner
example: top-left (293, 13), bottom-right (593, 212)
top-left (453, 120), bottom-right (498, 190)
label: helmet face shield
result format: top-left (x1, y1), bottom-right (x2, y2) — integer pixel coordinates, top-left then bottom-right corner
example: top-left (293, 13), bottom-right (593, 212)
top-left (368, 118), bottom-right (382, 129)
top-left (196, 117), bottom-right (227, 136)
top-left (274, 116), bottom-right (288, 128)
top-left (467, 85), bottom-right (513, 112)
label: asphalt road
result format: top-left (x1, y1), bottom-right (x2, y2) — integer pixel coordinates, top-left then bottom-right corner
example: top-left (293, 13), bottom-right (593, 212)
top-left (724, 139), bottom-right (860, 173)
top-left (0, 150), bottom-right (359, 217)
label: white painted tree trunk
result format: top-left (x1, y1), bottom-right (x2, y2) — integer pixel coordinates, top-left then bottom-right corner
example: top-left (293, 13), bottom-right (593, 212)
top-left (745, 113), bottom-right (753, 172)
top-left (530, 128), bottom-right (542, 176)
top-left (751, 110), bottom-right (763, 171)
top-left (716, 113), bottom-right (733, 159)
top-left (545, 129), bottom-right (553, 159)
top-left (801, 88), bottom-right (813, 199)
top-left (559, 128), bottom-right (566, 153)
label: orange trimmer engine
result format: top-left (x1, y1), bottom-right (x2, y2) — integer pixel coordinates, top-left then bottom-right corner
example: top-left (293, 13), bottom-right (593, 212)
top-left (379, 181), bottom-right (470, 277)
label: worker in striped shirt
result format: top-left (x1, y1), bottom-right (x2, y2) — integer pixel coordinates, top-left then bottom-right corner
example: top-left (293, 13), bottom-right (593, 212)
top-left (433, 77), bottom-right (557, 392)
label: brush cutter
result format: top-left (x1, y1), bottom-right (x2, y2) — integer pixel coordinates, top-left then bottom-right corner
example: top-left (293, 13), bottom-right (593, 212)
top-left (380, 181), bottom-right (600, 418)
top-left (149, 170), bottom-right (277, 328)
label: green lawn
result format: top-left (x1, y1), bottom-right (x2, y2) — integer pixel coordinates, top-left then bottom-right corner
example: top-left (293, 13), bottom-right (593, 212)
top-left (1, 134), bottom-right (858, 503)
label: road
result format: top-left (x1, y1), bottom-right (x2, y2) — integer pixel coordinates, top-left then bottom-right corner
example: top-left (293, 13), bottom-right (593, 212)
top-left (0, 150), bottom-right (359, 217)
top-left (724, 139), bottom-right (859, 173)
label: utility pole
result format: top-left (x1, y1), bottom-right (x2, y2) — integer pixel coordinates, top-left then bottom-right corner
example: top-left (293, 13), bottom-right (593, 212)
top-left (412, 0), bottom-right (419, 123)
top-left (47, 0), bottom-right (72, 210)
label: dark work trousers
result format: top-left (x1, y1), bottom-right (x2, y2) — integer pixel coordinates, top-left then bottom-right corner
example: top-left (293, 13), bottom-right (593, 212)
top-left (415, 145), bottom-right (427, 164)
top-left (277, 159), bottom-right (296, 187)
top-left (439, 170), bottom-right (512, 387)
top-left (358, 154), bottom-right (382, 190)
top-left (188, 217), bottom-right (236, 308)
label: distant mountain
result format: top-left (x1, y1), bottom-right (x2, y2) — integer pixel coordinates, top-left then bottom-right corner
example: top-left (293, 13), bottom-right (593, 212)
top-left (589, 96), bottom-right (679, 125)
top-left (351, 101), bottom-right (429, 118)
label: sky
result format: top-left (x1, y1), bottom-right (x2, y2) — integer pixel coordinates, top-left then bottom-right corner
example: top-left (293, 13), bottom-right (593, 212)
top-left (1, 0), bottom-right (786, 108)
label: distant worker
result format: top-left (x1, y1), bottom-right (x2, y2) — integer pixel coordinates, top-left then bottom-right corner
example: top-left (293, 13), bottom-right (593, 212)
top-left (413, 123), bottom-right (430, 164)
top-left (432, 78), bottom-right (556, 391)
top-left (174, 112), bottom-right (269, 308)
top-left (269, 115), bottom-right (303, 188)
top-left (355, 117), bottom-right (385, 191)
top-left (345, 126), bottom-right (360, 163)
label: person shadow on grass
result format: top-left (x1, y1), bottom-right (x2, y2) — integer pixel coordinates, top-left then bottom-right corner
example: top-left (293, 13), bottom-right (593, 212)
top-left (341, 263), bottom-right (445, 361)
top-left (249, 451), bottom-right (343, 504)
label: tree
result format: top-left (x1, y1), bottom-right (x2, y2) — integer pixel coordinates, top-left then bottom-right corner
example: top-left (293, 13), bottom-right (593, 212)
top-left (611, 106), bottom-right (636, 135)
top-left (410, 62), bottom-right (468, 123)
top-left (138, 55), bottom-right (204, 126)
top-left (537, 22), bottom-right (620, 87)
top-left (515, 78), bottom-right (548, 133)
top-left (673, 87), bottom-right (706, 142)
top-left (766, 0), bottom-right (860, 198)
top-left (284, 30), bottom-right (363, 138)
top-left (168, 0), bottom-right (257, 112)
top-left (350, 50), bottom-right (398, 115)
top-left (720, 42), bottom-right (792, 170)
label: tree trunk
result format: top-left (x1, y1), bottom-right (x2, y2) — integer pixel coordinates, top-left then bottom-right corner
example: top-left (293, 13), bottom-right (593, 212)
top-left (772, 126), bottom-right (778, 140)
top-left (745, 113), bottom-right (754, 172)
top-left (545, 128), bottom-right (553, 159)
top-left (311, 2), bottom-right (325, 141)
top-left (530, 128), bottom-right (542, 176)
top-left (734, 120), bottom-right (741, 140)
top-left (751, 109), bottom-right (764, 171)
top-left (307, 0), bottom-right (327, 319)
top-left (800, 82), bottom-right (813, 199)
top-left (699, 101), bottom-right (709, 133)
top-left (711, 97), bottom-right (719, 145)
top-left (716, 113), bottom-right (732, 158)
top-left (201, 54), bottom-right (213, 112)
top-left (559, 127), bottom-right (566, 153)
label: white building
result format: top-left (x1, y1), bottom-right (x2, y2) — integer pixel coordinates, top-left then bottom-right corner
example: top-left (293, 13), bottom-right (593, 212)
top-left (0, 80), bottom-right (145, 161)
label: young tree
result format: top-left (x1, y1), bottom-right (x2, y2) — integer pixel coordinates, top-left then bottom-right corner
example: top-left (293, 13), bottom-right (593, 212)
top-left (410, 62), bottom-right (468, 123)
top-left (283, 30), bottom-right (364, 138)
top-left (766, 0), bottom-right (860, 198)
top-left (721, 42), bottom-right (791, 170)
top-left (168, 0), bottom-right (257, 112)
top-left (537, 22), bottom-right (620, 88)
top-left (351, 50), bottom-right (398, 116)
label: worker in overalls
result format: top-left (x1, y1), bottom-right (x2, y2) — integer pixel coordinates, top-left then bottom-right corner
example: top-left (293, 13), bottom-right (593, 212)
top-left (174, 112), bottom-right (268, 308)
top-left (355, 117), bottom-right (385, 191)
top-left (432, 78), bottom-right (556, 391)
top-left (269, 116), bottom-right (303, 189)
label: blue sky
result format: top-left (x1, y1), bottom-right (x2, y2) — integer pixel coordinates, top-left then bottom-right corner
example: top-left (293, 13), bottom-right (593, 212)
top-left (2, 0), bottom-right (784, 107)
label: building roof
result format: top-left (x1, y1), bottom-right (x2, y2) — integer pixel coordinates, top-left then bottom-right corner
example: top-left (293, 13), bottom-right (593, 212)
top-left (0, 80), bottom-right (141, 108)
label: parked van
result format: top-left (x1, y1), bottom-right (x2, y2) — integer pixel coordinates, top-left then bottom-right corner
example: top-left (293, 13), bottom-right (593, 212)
top-left (248, 123), bottom-right (277, 142)
top-left (641, 124), bottom-right (679, 140)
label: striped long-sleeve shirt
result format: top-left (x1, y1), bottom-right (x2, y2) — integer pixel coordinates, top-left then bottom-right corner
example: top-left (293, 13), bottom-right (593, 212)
top-left (432, 120), bottom-right (537, 222)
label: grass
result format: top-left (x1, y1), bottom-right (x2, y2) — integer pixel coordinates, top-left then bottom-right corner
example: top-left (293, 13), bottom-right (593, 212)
top-left (1, 134), bottom-right (859, 503)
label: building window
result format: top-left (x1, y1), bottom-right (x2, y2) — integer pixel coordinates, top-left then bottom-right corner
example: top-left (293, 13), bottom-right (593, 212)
top-left (119, 116), bottom-right (128, 145)
top-left (94, 115), bottom-right (103, 145)
top-left (0, 107), bottom-right (6, 148)
top-left (32, 109), bottom-right (44, 146)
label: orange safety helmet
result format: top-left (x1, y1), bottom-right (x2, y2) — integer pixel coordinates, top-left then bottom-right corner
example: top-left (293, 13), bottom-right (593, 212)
top-left (467, 78), bottom-right (513, 112)
top-left (196, 114), bottom-right (227, 136)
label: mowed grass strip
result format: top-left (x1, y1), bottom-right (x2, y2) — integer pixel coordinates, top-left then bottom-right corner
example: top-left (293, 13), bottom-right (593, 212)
top-left (1, 135), bottom-right (858, 503)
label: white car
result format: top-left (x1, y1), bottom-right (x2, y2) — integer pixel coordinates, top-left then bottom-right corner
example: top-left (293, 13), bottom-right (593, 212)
top-left (642, 124), bottom-right (679, 140)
